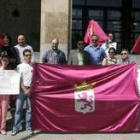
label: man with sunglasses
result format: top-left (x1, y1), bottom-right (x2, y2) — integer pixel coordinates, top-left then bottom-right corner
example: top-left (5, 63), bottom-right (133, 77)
top-left (12, 49), bottom-right (33, 136)
top-left (118, 49), bottom-right (133, 64)
top-left (84, 35), bottom-right (106, 65)
top-left (68, 39), bottom-right (90, 65)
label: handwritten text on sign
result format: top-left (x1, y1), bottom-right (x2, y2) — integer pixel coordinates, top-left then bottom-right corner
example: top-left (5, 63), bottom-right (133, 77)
top-left (0, 70), bottom-right (20, 95)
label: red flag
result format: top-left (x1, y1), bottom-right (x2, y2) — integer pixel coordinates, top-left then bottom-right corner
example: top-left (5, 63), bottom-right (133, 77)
top-left (132, 35), bottom-right (140, 54)
top-left (0, 25), bottom-right (4, 47)
top-left (31, 63), bottom-right (139, 132)
top-left (84, 19), bottom-right (107, 45)
top-left (0, 39), bottom-right (4, 47)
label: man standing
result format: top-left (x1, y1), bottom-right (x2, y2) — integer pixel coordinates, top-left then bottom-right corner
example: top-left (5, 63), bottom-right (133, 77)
top-left (12, 49), bottom-right (33, 136)
top-left (42, 38), bottom-right (67, 64)
top-left (14, 35), bottom-right (34, 63)
top-left (68, 40), bottom-right (90, 65)
top-left (84, 35), bottom-right (106, 65)
top-left (118, 49), bottom-right (133, 64)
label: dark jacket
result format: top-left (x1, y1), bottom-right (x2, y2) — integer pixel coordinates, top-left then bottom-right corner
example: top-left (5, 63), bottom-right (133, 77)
top-left (68, 49), bottom-right (90, 65)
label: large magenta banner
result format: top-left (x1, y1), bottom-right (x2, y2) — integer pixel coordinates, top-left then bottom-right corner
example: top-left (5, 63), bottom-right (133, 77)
top-left (31, 63), bottom-right (139, 132)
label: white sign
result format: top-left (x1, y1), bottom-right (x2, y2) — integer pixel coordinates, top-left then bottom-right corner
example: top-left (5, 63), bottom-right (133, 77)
top-left (0, 70), bottom-right (20, 95)
top-left (74, 89), bottom-right (95, 114)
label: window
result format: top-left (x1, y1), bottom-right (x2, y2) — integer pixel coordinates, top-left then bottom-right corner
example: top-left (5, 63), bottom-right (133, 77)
top-left (88, 10), bottom-right (103, 20)
top-left (87, 0), bottom-right (122, 7)
top-left (133, 0), bottom-right (140, 8)
top-left (73, 0), bottom-right (85, 6)
top-left (107, 11), bottom-right (121, 20)
top-left (72, 9), bottom-right (82, 18)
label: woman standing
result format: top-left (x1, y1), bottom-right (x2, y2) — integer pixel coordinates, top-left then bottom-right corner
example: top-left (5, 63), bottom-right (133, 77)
top-left (101, 32), bottom-right (117, 56)
top-left (102, 47), bottom-right (117, 65)
top-left (0, 34), bottom-right (18, 120)
top-left (0, 51), bottom-right (10, 135)
top-left (0, 33), bottom-right (19, 69)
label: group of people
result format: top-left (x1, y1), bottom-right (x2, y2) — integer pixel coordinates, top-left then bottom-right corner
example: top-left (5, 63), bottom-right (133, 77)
top-left (0, 32), bottom-right (134, 136)
top-left (68, 33), bottom-right (132, 65)
top-left (42, 32), bottom-right (132, 66)
top-left (0, 34), bottom-right (34, 136)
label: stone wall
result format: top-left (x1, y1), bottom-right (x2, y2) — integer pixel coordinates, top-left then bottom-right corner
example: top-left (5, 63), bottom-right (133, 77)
top-left (40, 0), bottom-right (72, 61)
top-left (0, 0), bottom-right (40, 51)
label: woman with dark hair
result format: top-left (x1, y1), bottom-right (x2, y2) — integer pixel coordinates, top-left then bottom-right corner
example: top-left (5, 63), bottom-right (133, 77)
top-left (102, 47), bottom-right (118, 65)
top-left (0, 34), bottom-right (18, 123)
top-left (0, 52), bottom-right (10, 135)
top-left (101, 32), bottom-right (117, 56)
top-left (0, 33), bottom-right (19, 69)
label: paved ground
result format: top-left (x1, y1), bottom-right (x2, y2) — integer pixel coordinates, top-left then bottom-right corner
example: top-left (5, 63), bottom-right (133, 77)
top-left (0, 54), bottom-right (139, 140)
top-left (0, 111), bottom-right (139, 140)
top-left (0, 131), bottom-right (140, 140)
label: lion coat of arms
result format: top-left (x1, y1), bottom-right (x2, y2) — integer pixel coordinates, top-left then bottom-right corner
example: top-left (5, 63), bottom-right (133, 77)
top-left (74, 82), bottom-right (96, 114)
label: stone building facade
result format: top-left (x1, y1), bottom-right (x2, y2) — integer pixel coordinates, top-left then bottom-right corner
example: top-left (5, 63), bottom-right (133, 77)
top-left (0, 0), bottom-right (72, 60)
top-left (0, 0), bottom-right (41, 51)
top-left (1, 0), bottom-right (140, 62)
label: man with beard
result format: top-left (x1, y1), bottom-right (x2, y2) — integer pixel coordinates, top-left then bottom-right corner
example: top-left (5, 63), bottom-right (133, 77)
top-left (14, 35), bottom-right (34, 63)
top-left (42, 38), bottom-right (66, 64)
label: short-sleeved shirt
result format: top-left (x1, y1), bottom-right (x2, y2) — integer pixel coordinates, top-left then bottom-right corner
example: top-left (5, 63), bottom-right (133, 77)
top-left (16, 62), bottom-right (33, 87)
top-left (14, 44), bottom-right (34, 63)
top-left (84, 45), bottom-right (106, 65)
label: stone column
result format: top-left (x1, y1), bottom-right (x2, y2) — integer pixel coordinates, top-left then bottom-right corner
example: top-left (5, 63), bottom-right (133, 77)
top-left (40, 0), bottom-right (72, 62)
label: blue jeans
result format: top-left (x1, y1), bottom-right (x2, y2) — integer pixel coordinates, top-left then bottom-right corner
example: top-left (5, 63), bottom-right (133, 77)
top-left (13, 89), bottom-right (31, 132)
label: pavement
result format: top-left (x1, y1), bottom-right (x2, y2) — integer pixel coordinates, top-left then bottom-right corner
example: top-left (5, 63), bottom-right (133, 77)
top-left (0, 131), bottom-right (140, 140)
top-left (0, 111), bottom-right (140, 140)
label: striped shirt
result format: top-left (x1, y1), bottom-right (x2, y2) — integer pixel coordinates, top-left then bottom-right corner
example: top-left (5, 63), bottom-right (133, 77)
top-left (42, 49), bottom-right (67, 64)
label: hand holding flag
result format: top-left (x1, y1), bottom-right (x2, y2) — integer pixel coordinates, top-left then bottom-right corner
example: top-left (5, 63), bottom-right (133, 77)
top-left (131, 35), bottom-right (140, 54)
top-left (84, 19), bottom-right (107, 45)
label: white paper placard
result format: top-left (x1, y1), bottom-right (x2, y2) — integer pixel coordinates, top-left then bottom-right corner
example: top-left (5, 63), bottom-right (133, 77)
top-left (0, 70), bottom-right (20, 95)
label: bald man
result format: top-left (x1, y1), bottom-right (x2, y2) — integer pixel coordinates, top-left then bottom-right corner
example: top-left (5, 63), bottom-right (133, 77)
top-left (14, 35), bottom-right (34, 63)
top-left (42, 38), bottom-right (67, 64)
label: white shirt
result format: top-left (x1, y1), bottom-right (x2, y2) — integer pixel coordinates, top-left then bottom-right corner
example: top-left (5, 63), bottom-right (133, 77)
top-left (17, 62), bottom-right (33, 87)
top-left (101, 41), bottom-right (117, 56)
top-left (14, 44), bottom-right (34, 63)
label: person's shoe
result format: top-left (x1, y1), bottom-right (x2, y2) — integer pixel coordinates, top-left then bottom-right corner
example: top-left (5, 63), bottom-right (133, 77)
top-left (27, 130), bottom-right (34, 135)
top-left (11, 130), bottom-right (18, 136)
top-left (1, 130), bottom-right (6, 135)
